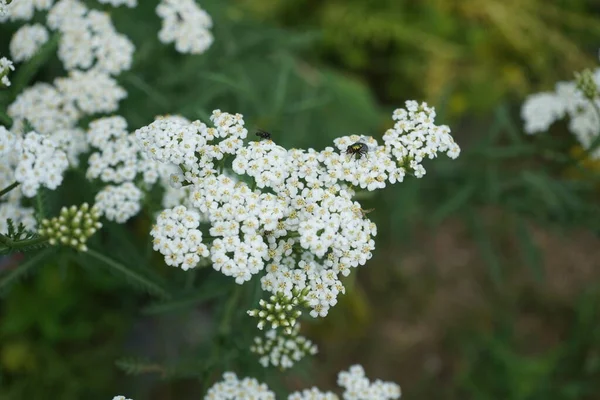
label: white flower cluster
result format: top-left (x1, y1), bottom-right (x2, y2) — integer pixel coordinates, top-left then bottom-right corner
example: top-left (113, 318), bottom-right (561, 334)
top-left (94, 182), bottom-right (143, 223)
top-left (0, 128), bottom-right (36, 234)
top-left (204, 364), bottom-right (401, 400)
top-left (251, 325), bottom-right (317, 369)
top-left (13, 131), bottom-right (69, 198)
top-left (150, 205), bottom-right (210, 270)
top-left (156, 0), bottom-right (213, 54)
top-left (138, 106), bottom-right (458, 320)
top-left (521, 51), bottom-right (600, 158)
top-left (10, 24), bottom-right (49, 62)
top-left (54, 70), bottom-right (127, 114)
top-left (205, 372), bottom-right (275, 400)
top-left (47, 0), bottom-right (134, 75)
top-left (112, 396), bottom-right (132, 400)
top-left (0, 0), bottom-right (53, 22)
top-left (337, 365), bottom-right (401, 400)
top-left (98, 0), bottom-right (136, 7)
top-left (288, 389), bottom-right (339, 400)
top-left (0, 56), bottom-right (15, 87)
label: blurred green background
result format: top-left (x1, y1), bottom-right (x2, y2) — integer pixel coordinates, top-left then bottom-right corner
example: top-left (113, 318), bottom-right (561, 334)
top-left (2, 0), bottom-right (600, 399)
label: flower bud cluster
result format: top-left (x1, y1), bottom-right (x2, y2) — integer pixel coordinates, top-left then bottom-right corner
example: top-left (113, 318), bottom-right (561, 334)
top-left (247, 290), bottom-right (308, 333)
top-left (250, 325), bottom-right (318, 370)
top-left (575, 69), bottom-right (599, 100)
top-left (38, 203), bottom-right (102, 251)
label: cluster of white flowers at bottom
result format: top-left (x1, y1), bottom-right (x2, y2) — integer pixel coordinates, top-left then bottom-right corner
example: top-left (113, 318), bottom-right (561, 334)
top-left (150, 206), bottom-right (210, 270)
top-left (112, 396), bottom-right (132, 400)
top-left (0, 56), bottom-right (15, 87)
top-left (521, 50), bottom-right (600, 158)
top-left (251, 325), bottom-right (317, 369)
top-left (13, 131), bottom-right (69, 198)
top-left (337, 365), bottom-right (401, 400)
top-left (9, 23), bottom-right (50, 62)
top-left (198, 364), bottom-right (401, 400)
top-left (94, 182), bottom-right (142, 223)
top-left (156, 0), bottom-right (213, 54)
top-left (98, 0), bottom-right (136, 7)
top-left (205, 372), bottom-right (276, 400)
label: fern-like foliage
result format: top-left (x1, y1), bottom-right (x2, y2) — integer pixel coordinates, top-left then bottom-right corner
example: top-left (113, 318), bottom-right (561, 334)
top-left (0, 219), bottom-right (49, 256)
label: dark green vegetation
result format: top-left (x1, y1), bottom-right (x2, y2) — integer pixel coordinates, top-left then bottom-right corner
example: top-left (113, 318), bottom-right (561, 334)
top-left (1, 0), bottom-right (600, 399)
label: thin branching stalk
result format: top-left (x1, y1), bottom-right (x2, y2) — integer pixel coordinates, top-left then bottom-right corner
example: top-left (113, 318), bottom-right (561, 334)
top-left (0, 181), bottom-right (19, 198)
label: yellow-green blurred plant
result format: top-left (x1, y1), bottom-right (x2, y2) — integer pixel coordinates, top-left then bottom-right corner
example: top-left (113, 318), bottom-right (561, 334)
top-left (237, 0), bottom-right (600, 116)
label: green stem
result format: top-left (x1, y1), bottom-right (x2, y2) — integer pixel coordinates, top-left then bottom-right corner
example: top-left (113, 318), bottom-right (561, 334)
top-left (218, 284), bottom-right (243, 336)
top-left (0, 181), bottom-right (19, 198)
top-left (0, 232), bottom-right (48, 250)
top-left (86, 248), bottom-right (171, 299)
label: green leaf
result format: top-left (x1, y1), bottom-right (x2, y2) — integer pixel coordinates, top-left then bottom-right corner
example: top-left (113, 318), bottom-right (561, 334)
top-left (430, 182), bottom-right (475, 224)
top-left (521, 171), bottom-right (562, 210)
top-left (466, 211), bottom-right (503, 286)
top-left (0, 248), bottom-right (56, 294)
top-left (515, 220), bottom-right (544, 282)
top-left (142, 281), bottom-right (228, 314)
top-left (84, 249), bottom-right (171, 299)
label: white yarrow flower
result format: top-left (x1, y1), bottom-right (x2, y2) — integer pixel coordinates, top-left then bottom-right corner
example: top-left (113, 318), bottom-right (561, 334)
top-left (156, 0), bottom-right (213, 54)
top-left (10, 24), bottom-right (50, 62)
top-left (13, 131), bottom-right (69, 198)
top-left (94, 182), bottom-right (143, 223)
top-left (0, 57), bottom-right (15, 87)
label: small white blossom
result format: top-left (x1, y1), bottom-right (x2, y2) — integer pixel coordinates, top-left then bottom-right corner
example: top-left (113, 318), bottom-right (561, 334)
top-left (287, 389), bottom-right (339, 400)
top-left (156, 0), bottom-right (213, 54)
top-left (8, 82), bottom-right (79, 135)
top-left (0, 57), bottom-right (15, 87)
top-left (251, 325), bottom-right (318, 369)
top-left (521, 61), bottom-right (600, 158)
top-left (0, 0), bottom-right (54, 22)
top-left (112, 396), bottom-right (133, 400)
top-left (10, 24), bottom-right (49, 62)
top-left (54, 69), bottom-right (127, 114)
top-left (14, 131), bottom-right (69, 197)
top-left (47, 0), bottom-right (134, 74)
top-left (150, 205), bottom-right (210, 270)
top-left (205, 372), bottom-right (275, 400)
top-left (94, 182), bottom-right (143, 223)
top-left (337, 365), bottom-right (401, 400)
